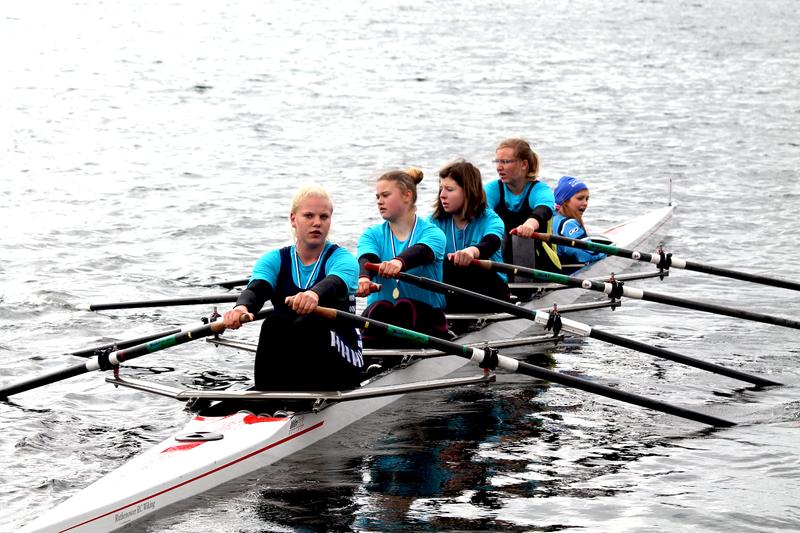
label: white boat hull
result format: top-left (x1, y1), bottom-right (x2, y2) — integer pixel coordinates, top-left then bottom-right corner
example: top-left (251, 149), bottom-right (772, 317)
top-left (22, 205), bottom-right (673, 532)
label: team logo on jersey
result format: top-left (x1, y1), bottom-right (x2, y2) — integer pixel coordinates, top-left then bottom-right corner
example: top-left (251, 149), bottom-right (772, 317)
top-left (567, 226), bottom-right (580, 236)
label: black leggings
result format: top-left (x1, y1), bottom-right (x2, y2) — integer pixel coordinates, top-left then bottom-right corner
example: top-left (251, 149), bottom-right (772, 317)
top-left (361, 298), bottom-right (449, 348)
top-left (443, 262), bottom-right (510, 312)
top-left (254, 313), bottom-right (362, 391)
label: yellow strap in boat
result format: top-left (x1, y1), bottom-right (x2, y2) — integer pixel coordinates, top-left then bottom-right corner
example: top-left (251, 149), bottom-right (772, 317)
top-left (539, 219), bottom-right (562, 270)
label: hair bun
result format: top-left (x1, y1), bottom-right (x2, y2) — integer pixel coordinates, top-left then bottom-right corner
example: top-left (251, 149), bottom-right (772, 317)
top-left (406, 166), bottom-right (424, 184)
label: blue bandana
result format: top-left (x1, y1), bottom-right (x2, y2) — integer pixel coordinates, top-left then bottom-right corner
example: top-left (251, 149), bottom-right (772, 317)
top-left (554, 175), bottom-right (588, 206)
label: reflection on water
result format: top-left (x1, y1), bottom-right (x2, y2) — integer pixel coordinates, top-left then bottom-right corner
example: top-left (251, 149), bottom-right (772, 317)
top-left (250, 385), bottom-right (545, 532)
top-left (236, 375), bottom-right (717, 532)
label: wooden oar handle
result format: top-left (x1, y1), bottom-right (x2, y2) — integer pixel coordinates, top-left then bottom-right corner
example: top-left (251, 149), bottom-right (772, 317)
top-left (313, 306), bottom-right (339, 321)
top-left (469, 259), bottom-right (494, 271)
top-left (509, 228), bottom-right (536, 238)
top-left (359, 264), bottom-right (383, 295)
top-left (212, 310), bottom-right (255, 334)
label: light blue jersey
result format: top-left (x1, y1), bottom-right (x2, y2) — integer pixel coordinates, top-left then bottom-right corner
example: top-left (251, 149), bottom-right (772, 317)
top-left (552, 213), bottom-right (607, 267)
top-left (357, 216), bottom-right (446, 309)
top-left (428, 208), bottom-right (507, 281)
top-left (250, 241), bottom-right (359, 294)
top-left (484, 179), bottom-right (555, 214)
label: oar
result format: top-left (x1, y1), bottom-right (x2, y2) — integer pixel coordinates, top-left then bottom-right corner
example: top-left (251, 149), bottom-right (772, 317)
top-left (69, 328), bottom-right (183, 357)
top-left (365, 264), bottom-right (779, 387)
top-left (81, 294), bottom-right (240, 311)
top-left (531, 232), bottom-right (800, 292)
top-left (314, 306), bottom-right (734, 428)
top-left (471, 259), bottom-right (800, 331)
top-left (0, 310), bottom-right (271, 400)
top-left (200, 278), bottom-right (249, 289)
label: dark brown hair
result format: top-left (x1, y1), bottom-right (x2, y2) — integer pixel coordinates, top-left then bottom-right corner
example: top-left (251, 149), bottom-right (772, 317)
top-left (431, 159), bottom-right (487, 221)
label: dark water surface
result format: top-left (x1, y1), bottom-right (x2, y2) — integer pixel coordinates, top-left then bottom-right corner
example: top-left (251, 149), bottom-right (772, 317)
top-left (2, 0), bottom-right (799, 531)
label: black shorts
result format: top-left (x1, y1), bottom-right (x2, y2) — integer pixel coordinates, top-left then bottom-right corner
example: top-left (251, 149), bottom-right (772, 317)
top-left (254, 313), bottom-right (363, 391)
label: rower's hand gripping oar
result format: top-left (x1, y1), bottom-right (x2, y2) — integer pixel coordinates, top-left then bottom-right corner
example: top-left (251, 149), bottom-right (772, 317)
top-left (471, 259), bottom-right (800, 331)
top-left (530, 232), bottom-right (800, 292)
top-left (0, 310), bottom-right (271, 400)
top-left (313, 306), bottom-right (735, 428)
top-left (364, 264), bottom-right (780, 387)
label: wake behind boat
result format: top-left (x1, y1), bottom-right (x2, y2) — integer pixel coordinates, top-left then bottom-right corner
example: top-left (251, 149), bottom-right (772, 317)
top-left (22, 206), bottom-right (677, 532)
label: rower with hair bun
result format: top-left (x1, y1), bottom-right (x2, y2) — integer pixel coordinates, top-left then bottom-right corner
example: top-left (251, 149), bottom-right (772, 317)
top-left (356, 167), bottom-right (448, 346)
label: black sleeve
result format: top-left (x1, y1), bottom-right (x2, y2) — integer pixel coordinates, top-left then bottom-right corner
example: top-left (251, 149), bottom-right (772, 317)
top-left (474, 234), bottom-right (502, 259)
top-left (310, 274), bottom-right (349, 302)
top-left (530, 205), bottom-right (553, 229)
top-left (235, 279), bottom-right (273, 313)
top-left (396, 243), bottom-right (435, 271)
top-left (358, 253), bottom-right (380, 279)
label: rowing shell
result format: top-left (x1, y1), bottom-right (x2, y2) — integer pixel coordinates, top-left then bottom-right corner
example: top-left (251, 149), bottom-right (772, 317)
top-left (21, 205), bottom-right (673, 532)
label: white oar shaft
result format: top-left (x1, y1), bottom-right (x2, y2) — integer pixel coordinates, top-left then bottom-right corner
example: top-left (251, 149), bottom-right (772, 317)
top-left (469, 348), bottom-right (519, 372)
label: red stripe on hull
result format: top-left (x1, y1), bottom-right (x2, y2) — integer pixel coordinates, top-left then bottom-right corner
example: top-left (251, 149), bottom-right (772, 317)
top-left (60, 419), bottom-right (324, 532)
top-left (161, 442), bottom-right (204, 454)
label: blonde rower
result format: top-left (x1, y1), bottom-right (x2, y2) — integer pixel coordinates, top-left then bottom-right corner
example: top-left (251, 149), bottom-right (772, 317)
top-left (223, 186), bottom-right (363, 391)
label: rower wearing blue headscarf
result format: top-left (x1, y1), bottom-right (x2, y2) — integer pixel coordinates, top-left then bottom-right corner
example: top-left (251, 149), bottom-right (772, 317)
top-left (552, 176), bottom-right (606, 273)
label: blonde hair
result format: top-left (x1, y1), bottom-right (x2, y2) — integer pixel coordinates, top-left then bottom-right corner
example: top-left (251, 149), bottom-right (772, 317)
top-left (290, 185), bottom-right (333, 241)
top-left (291, 185), bottom-right (333, 214)
top-left (377, 167), bottom-right (424, 205)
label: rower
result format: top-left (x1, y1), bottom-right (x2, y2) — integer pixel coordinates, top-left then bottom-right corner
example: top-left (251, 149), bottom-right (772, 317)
top-left (484, 138), bottom-right (561, 278)
top-left (356, 167), bottom-right (449, 347)
top-left (428, 159), bottom-right (510, 312)
top-left (222, 186), bottom-right (363, 392)
top-left (552, 175), bottom-right (607, 274)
